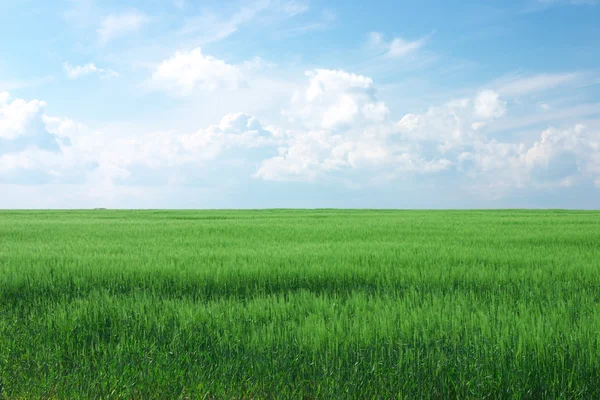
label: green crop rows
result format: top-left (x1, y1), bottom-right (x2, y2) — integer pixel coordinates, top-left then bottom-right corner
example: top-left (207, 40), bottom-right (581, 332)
top-left (1, 210), bottom-right (599, 398)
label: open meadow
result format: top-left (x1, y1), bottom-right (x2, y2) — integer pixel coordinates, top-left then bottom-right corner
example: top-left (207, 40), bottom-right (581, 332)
top-left (1, 210), bottom-right (600, 398)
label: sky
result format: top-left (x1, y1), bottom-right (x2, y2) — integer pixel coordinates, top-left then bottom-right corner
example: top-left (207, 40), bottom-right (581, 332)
top-left (1, 0), bottom-right (600, 209)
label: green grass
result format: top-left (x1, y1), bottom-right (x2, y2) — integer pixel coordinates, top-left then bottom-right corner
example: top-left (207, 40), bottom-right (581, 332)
top-left (1, 210), bottom-right (600, 399)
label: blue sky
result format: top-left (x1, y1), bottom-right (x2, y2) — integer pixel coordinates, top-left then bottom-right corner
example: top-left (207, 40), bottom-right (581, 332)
top-left (1, 0), bottom-right (600, 208)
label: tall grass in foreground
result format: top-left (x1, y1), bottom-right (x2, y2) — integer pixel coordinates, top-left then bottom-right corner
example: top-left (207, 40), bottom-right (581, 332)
top-left (1, 210), bottom-right (599, 398)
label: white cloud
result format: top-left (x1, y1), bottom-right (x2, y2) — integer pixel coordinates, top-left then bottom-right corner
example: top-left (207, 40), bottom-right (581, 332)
top-left (64, 62), bottom-right (98, 78)
top-left (3, 67), bottom-right (599, 202)
top-left (367, 32), bottom-right (384, 46)
top-left (368, 32), bottom-right (430, 58)
top-left (522, 124), bottom-right (600, 185)
top-left (458, 141), bottom-right (523, 176)
top-left (178, 113), bottom-right (277, 159)
top-left (177, 0), bottom-right (309, 45)
top-left (255, 130), bottom-right (347, 181)
top-left (255, 133), bottom-right (450, 182)
top-left (391, 88), bottom-right (600, 191)
top-left (388, 37), bottom-right (429, 58)
top-left (495, 72), bottom-right (580, 96)
top-left (1, 93), bottom-right (280, 188)
top-left (148, 48), bottom-right (244, 95)
top-left (471, 122), bottom-right (486, 130)
top-left (474, 90), bottom-right (506, 119)
top-left (286, 69), bottom-right (389, 130)
top-left (256, 69), bottom-right (451, 182)
top-left (396, 90), bottom-right (506, 149)
top-left (279, 8), bottom-right (336, 36)
top-left (178, 9), bottom-right (258, 43)
top-left (0, 92), bottom-right (47, 140)
top-left (218, 113), bottom-right (263, 134)
top-left (63, 62), bottom-right (119, 79)
top-left (98, 10), bottom-right (150, 45)
top-left (276, 0), bottom-right (310, 17)
top-left (486, 102), bottom-right (600, 133)
top-left (79, 113), bottom-right (277, 180)
top-left (459, 123), bottom-right (600, 192)
top-left (0, 94), bottom-right (81, 185)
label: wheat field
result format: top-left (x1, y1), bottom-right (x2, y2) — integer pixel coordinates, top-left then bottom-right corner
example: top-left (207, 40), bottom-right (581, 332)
top-left (1, 210), bottom-right (599, 398)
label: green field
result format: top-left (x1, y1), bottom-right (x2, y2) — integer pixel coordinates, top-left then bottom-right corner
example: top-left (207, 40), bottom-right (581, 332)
top-left (1, 210), bottom-right (600, 398)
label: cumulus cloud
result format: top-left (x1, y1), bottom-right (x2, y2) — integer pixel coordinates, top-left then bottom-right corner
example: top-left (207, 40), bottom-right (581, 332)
top-left (148, 48), bottom-right (245, 95)
top-left (256, 69), bottom-right (394, 181)
top-left (0, 92), bottom-right (69, 156)
top-left (0, 93), bottom-right (85, 185)
top-left (3, 67), bottom-right (599, 201)
top-left (286, 69), bottom-right (388, 130)
top-left (256, 130), bottom-right (349, 181)
top-left (396, 90), bottom-right (506, 151)
top-left (255, 131), bottom-right (450, 182)
top-left (97, 10), bottom-right (150, 45)
top-left (474, 90), bottom-right (507, 119)
top-left (391, 86), bottom-right (600, 193)
top-left (1, 94), bottom-right (279, 188)
top-left (256, 69), bottom-right (450, 182)
top-left (178, 113), bottom-right (277, 158)
top-left (455, 124), bottom-right (600, 193)
top-left (523, 124), bottom-right (599, 185)
top-left (70, 113), bottom-right (277, 185)
top-left (0, 92), bottom-right (47, 141)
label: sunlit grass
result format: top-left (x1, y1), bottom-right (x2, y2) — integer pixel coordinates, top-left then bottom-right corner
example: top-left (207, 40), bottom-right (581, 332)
top-left (1, 210), bottom-right (599, 398)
